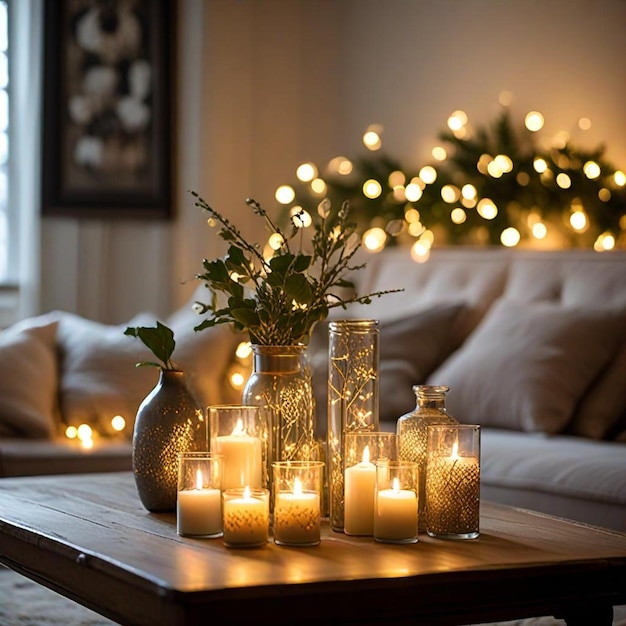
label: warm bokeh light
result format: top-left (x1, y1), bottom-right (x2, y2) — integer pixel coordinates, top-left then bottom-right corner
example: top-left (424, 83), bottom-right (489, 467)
top-left (614, 170), bottom-right (626, 186)
top-left (451, 208), bottom-right (467, 224)
top-left (111, 415), bottom-right (126, 432)
top-left (533, 157), bottom-right (548, 173)
top-left (525, 111), bottom-right (544, 132)
top-left (501, 227), bottom-right (521, 247)
top-left (363, 179), bottom-right (382, 199)
top-left (289, 206), bottom-right (312, 228)
top-left (405, 208), bottom-right (420, 223)
top-left (405, 183), bottom-right (423, 202)
top-left (598, 188), bottom-right (611, 202)
top-left (487, 160), bottom-right (504, 178)
top-left (275, 185), bottom-right (295, 204)
top-left (441, 184), bottom-right (460, 203)
top-left (578, 117), bottom-right (592, 130)
top-left (235, 341), bottom-right (252, 359)
top-left (310, 178), bottom-right (327, 195)
top-left (328, 156), bottom-right (353, 175)
top-left (570, 210), bottom-right (588, 232)
top-left (410, 240), bottom-right (431, 263)
top-left (296, 162), bottom-right (318, 182)
top-left (418, 166), bottom-right (437, 184)
top-left (494, 154), bottom-right (513, 173)
top-left (461, 184), bottom-right (477, 200)
top-left (477, 198), bottom-right (498, 220)
top-left (362, 227), bottom-right (387, 252)
top-left (594, 232), bottom-right (616, 252)
top-left (532, 222), bottom-right (547, 239)
top-left (388, 170), bottom-right (406, 187)
top-left (498, 90), bottom-right (514, 106)
top-left (556, 173), bottom-right (572, 189)
top-left (77, 423), bottom-right (93, 441)
top-left (432, 146), bottom-right (447, 161)
top-left (65, 425), bottom-right (78, 439)
top-left (583, 161), bottom-right (601, 179)
top-left (447, 110), bottom-right (468, 131)
top-left (363, 125), bottom-right (383, 151)
top-left (268, 232), bottom-right (284, 250)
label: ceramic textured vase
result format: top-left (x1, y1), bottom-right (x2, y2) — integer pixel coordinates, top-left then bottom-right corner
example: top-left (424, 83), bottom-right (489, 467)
top-left (133, 369), bottom-right (207, 512)
top-left (242, 345), bottom-right (319, 490)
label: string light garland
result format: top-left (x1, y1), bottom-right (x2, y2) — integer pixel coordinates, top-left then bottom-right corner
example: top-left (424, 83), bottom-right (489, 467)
top-left (275, 105), bottom-right (626, 262)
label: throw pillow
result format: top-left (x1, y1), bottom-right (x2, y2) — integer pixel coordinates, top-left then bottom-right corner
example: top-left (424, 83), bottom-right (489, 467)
top-left (427, 299), bottom-right (626, 434)
top-left (308, 302), bottom-right (466, 433)
top-left (57, 310), bottom-right (239, 437)
top-left (0, 313), bottom-right (61, 438)
top-left (568, 340), bottom-right (626, 440)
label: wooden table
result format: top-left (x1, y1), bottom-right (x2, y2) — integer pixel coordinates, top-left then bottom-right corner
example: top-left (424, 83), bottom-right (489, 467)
top-left (0, 472), bottom-right (624, 626)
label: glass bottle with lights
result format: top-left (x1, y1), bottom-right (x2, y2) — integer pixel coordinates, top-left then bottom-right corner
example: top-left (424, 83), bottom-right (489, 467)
top-left (396, 385), bottom-right (458, 533)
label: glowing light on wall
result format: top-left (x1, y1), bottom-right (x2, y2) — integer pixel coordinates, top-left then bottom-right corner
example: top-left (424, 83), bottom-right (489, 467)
top-left (525, 111), bottom-right (544, 132)
top-left (275, 185), bottom-right (295, 204)
top-left (296, 162), bottom-right (318, 182)
top-left (501, 227), bottom-right (521, 247)
top-left (363, 179), bottom-right (382, 199)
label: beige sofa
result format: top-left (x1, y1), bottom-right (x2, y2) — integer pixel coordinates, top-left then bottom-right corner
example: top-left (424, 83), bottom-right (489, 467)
top-left (1, 247), bottom-right (625, 533)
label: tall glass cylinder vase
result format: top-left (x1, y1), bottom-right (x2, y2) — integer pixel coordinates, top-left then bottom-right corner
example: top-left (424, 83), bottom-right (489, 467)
top-left (327, 320), bottom-right (380, 532)
top-left (242, 345), bottom-right (319, 490)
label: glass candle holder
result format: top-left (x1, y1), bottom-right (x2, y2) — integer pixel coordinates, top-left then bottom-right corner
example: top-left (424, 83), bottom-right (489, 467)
top-left (374, 460), bottom-right (419, 544)
top-left (272, 461), bottom-right (324, 547)
top-left (426, 424), bottom-right (481, 540)
top-left (208, 405), bottom-right (266, 490)
top-left (222, 487), bottom-right (270, 548)
top-left (327, 320), bottom-right (380, 532)
top-left (176, 452), bottom-right (224, 538)
top-left (343, 431), bottom-right (397, 536)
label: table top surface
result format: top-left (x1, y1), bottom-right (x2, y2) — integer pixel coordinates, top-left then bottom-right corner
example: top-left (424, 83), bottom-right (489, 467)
top-left (1, 471), bottom-right (625, 626)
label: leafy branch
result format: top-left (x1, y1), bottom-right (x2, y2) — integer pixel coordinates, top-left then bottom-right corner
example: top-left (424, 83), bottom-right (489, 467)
top-left (124, 322), bottom-right (177, 370)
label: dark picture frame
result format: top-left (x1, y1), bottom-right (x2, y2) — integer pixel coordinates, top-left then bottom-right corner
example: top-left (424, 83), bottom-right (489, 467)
top-left (42, 0), bottom-right (175, 219)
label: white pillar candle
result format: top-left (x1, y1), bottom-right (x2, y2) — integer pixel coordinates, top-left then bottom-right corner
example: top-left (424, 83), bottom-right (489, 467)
top-left (344, 446), bottom-right (376, 536)
top-left (216, 419), bottom-right (263, 490)
top-left (274, 477), bottom-right (321, 546)
top-left (374, 477), bottom-right (417, 541)
top-left (223, 487), bottom-right (269, 547)
top-left (177, 469), bottom-right (222, 537)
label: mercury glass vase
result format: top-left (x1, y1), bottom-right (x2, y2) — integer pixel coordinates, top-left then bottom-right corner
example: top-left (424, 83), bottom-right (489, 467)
top-left (242, 345), bottom-right (319, 491)
top-left (327, 319), bottom-right (380, 532)
top-left (396, 385), bottom-right (459, 532)
top-left (133, 369), bottom-right (207, 513)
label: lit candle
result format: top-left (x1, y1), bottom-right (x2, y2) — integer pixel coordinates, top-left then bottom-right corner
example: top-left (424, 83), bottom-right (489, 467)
top-left (177, 468), bottom-right (222, 537)
top-left (216, 419), bottom-right (263, 489)
top-left (344, 445), bottom-right (376, 536)
top-left (274, 477), bottom-right (321, 546)
top-left (426, 440), bottom-right (480, 537)
top-left (223, 486), bottom-right (269, 548)
top-left (374, 477), bottom-right (417, 542)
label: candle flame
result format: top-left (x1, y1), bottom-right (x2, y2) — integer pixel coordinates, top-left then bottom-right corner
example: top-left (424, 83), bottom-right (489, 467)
top-left (196, 468), bottom-right (203, 490)
top-left (243, 485), bottom-right (251, 498)
top-left (293, 477), bottom-right (303, 496)
top-left (362, 445), bottom-right (370, 464)
top-left (392, 477), bottom-right (400, 492)
top-left (232, 418), bottom-right (246, 436)
top-left (451, 440), bottom-right (459, 459)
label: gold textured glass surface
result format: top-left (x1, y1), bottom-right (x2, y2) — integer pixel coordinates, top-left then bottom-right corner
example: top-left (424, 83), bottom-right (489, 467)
top-left (425, 424), bottom-right (481, 540)
top-left (242, 345), bottom-right (319, 492)
top-left (327, 320), bottom-right (380, 532)
top-left (133, 370), bottom-right (207, 512)
top-left (397, 385), bottom-right (458, 532)
top-left (272, 460), bottom-right (324, 547)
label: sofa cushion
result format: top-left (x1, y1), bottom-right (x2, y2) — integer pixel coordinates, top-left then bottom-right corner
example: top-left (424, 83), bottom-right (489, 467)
top-left (480, 428), bottom-right (626, 532)
top-left (427, 298), bottom-right (626, 434)
top-left (0, 313), bottom-right (61, 438)
top-left (56, 309), bottom-right (239, 437)
top-left (309, 302), bottom-right (466, 431)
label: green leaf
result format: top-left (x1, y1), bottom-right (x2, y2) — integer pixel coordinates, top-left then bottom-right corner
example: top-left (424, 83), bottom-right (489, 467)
top-left (269, 253), bottom-right (296, 275)
top-left (285, 274), bottom-right (313, 304)
top-left (231, 308), bottom-right (260, 328)
top-left (124, 321), bottom-right (176, 369)
top-left (293, 254), bottom-right (312, 272)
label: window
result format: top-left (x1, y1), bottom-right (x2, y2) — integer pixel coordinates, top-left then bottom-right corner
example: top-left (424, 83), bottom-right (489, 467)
top-left (0, 0), bottom-right (8, 282)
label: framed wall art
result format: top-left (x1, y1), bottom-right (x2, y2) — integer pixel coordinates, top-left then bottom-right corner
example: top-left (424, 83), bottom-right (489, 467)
top-left (41, 0), bottom-right (175, 219)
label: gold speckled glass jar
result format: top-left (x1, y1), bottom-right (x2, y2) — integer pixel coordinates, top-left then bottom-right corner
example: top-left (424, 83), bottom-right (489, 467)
top-left (396, 385), bottom-right (458, 532)
top-left (133, 370), bottom-right (207, 512)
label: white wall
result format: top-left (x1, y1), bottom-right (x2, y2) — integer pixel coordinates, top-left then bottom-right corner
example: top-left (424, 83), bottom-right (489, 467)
top-left (37, 0), bottom-right (626, 324)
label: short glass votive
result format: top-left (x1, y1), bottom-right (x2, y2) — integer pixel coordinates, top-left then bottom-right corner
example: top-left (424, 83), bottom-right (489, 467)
top-left (208, 405), bottom-right (266, 490)
top-left (425, 424), bottom-right (481, 540)
top-left (177, 452), bottom-right (224, 538)
top-left (222, 487), bottom-right (270, 548)
top-left (343, 431), bottom-right (398, 536)
top-left (272, 461), bottom-right (324, 547)
top-left (374, 460), bottom-right (419, 544)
